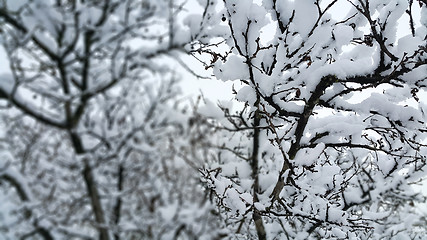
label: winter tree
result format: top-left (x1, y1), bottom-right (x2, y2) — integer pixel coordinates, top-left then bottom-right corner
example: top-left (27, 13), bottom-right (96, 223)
top-left (198, 0), bottom-right (427, 239)
top-left (0, 0), bottom-right (226, 239)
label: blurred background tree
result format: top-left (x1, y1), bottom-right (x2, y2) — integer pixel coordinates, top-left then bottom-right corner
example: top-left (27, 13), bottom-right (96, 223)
top-left (0, 0), bottom-right (226, 239)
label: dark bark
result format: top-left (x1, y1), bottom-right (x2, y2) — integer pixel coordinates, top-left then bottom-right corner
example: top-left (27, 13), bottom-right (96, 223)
top-left (113, 165), bottom-right (124, 240)
top-left (82, 159), bottom-right (110, 240)
top-left (251, 95), bottom-right (266, 240)
top-left (288, 75), bottom-right (336, 160)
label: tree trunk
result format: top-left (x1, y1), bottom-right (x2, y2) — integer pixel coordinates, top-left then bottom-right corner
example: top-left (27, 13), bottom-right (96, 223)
top-left (252, 96), bottom-right (266, 240)
top-left (82, 159), bottom-right (110, 240)
top-left (113, 164), bottom-right (124, 240)
top-left (70, 132), bottom-right (110, 240)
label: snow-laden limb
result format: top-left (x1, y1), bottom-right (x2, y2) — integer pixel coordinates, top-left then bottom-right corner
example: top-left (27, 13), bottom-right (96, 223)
top-left (0, 161), bottom-right (32, 202)
top-left (0, 150), bottom-right (54, 240)
top-left (196, 0), bottom-right (427, 239)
